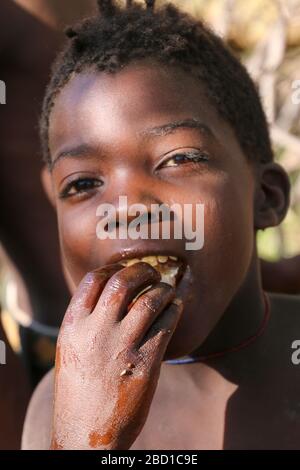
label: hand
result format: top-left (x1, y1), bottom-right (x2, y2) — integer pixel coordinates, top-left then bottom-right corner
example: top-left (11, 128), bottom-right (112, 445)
top-left (50, 262), bottom-right (183, 450)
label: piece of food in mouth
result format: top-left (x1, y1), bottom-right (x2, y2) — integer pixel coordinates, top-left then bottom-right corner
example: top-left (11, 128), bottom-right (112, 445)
top-left (120, 255), bottom-right (183, 309)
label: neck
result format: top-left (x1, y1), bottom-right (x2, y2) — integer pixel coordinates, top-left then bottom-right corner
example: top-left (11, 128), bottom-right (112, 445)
top-left (190, 253), bottom-right (267, 363)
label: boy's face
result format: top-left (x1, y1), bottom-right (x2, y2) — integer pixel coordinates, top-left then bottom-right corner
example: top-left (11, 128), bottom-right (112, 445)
top-left (47, 60), bottom-right (256, 358)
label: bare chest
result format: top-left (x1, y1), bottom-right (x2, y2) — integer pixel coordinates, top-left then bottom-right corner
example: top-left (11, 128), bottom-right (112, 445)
top-left (131, 373), bottom-right (300, 450)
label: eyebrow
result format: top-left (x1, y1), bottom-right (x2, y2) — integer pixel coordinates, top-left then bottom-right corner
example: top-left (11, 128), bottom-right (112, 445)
top-left (51, 144), bottom-right (91, 170)
top-left (51, 118), bottom-right (213, 170)
top-left (139, 118), bottom-right (213, 139)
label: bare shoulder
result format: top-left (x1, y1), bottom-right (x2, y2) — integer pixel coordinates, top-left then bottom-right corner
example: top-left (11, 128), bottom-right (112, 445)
top-left (22, 368), bottom-right (54, 450)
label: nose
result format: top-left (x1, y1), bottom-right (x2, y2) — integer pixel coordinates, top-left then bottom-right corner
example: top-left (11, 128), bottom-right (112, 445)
top-left (104, 167), bottom-right (164, 231)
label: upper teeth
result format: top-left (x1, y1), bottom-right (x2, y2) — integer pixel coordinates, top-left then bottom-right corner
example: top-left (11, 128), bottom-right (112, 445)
top-left (120, 255), bottom-right (178, 267)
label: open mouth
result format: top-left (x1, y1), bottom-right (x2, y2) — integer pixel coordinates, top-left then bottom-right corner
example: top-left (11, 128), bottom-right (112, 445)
top-left (120, 254), bottom-right (185, 288)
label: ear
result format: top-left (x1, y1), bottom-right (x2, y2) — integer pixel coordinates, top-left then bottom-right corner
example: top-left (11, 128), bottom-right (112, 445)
top-left (41, 166), bottom-right (56, 208)
top-left (254, 162), bottom-right (290, 230)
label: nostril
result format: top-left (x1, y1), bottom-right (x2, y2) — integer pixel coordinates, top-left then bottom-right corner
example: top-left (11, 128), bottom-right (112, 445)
top-left (104, 219), bottom-right (127, 232)
top-left (103, 210), bottom-right (176, 232)
top-left (152, 208), bottom-right (176, 224)
top-left (104, 220), bottom-right (119, 232)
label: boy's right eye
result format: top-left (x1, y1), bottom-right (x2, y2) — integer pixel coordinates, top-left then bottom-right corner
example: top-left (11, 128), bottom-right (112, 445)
top-left (59, 177), bottom-right (103, 199)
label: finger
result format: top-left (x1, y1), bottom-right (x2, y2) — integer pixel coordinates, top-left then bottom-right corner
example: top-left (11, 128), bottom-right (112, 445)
top-left (63, 263), bottom-right (124, 324)
top-left (121, 282), bottom-right (176, 346)
top-left (92, 262), bottom-right (161, 323)
top-left (137, 298), bottom-right (183, 364)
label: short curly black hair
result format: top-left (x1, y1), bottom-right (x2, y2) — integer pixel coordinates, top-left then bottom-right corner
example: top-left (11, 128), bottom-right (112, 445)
top-left (40, 0), bottom-right (274, 166)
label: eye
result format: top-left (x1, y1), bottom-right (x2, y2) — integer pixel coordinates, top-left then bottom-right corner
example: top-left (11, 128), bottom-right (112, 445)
top-left (159, 150), bottom-right (209, 168)
top-left (60, 177), bottom-right (103, 199)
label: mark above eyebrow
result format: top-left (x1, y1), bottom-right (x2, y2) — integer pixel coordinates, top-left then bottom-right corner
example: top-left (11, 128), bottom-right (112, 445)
top-left (139, 118), bottom-right (214, 139)
top-left (51, 143), bottom-right (97, 170)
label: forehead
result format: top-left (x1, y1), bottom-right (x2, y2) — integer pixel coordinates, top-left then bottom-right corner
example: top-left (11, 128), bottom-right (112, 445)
top-left (49, 61), bottom-right (242, 161)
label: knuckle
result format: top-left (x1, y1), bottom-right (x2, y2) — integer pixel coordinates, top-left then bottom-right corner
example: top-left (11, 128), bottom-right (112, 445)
top-left (136, 351), bottom-right (150, 368)
top-left (107, 273), bottom-right (128, 291)
top-left (138, 296), bottom-right (159, 314)
top-left (152, 324), bottom-right (172, 339)
top-left (84, 270), bottom-right (99, 285)
top-left (136, 353), bottom-right (160, 378)
top-left (156, 327), bottom-right (170, 338)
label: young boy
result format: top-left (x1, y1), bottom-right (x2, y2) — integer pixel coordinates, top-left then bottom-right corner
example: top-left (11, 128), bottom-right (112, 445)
top-left (22, 0), bottom-right (300, 450)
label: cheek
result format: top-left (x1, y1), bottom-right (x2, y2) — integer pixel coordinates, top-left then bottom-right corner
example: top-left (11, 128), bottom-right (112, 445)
top-left (57, 204), bottom-right (100, 285)
top-left (198, 172), bottom-right (255, 297)
top-left (170, 171), bottom-right (254, 270)
top-left (167, 174), bottom-right (255, 356)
